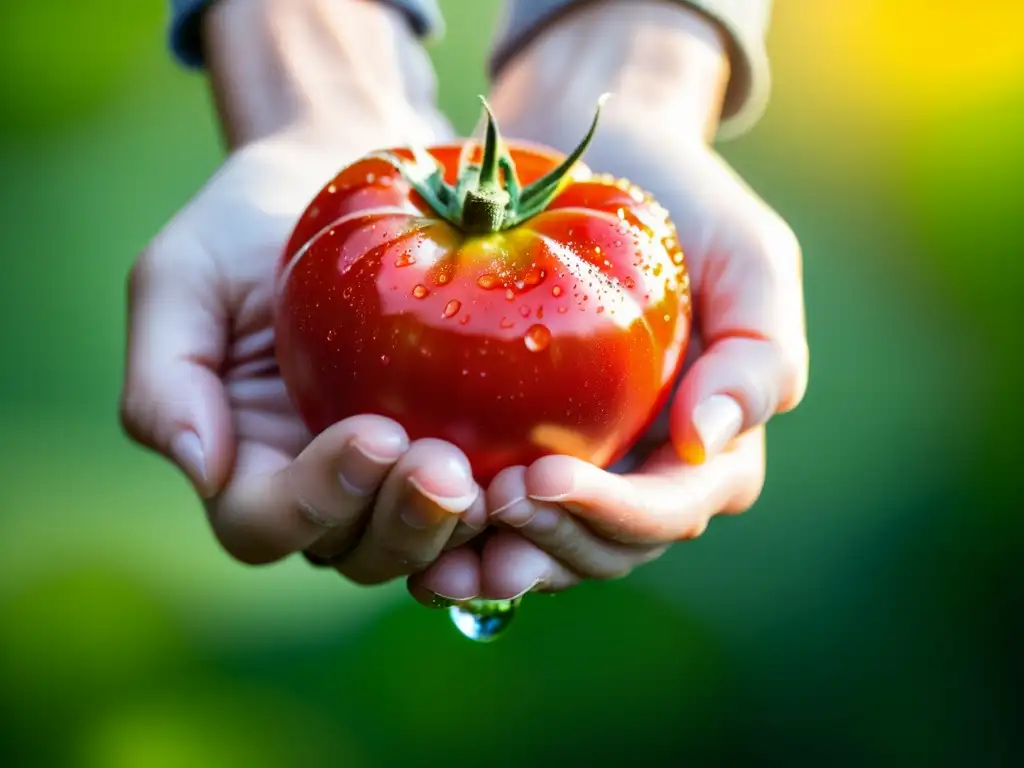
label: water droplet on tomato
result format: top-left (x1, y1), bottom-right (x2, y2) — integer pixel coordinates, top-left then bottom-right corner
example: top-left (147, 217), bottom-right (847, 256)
top-left (523, 268), bottom-right (545, 286)
top-left (326, 329), bottom-right (337, 341)
top-left (395, 252), bottom-right (415, 267)
top-left (652, 263), bottom-right (663, 277)
top-left (519, 305), bottom-right (531, 318)
top-left (459, 314), bottom-right (471, 325)
top-left (412, 284), bottom-right (429, 299)
top-left (537, 305), bottom-right (544, 319)
top-left (663, 314), bottom-right (671, 322)
top-left (552, 285), bottom-right (563, 297)
top-left (449, 598), bottom-right (520, 642)
top-left (672, 251), bottom-right (685, 266)
top-left (505, 288), bottom-right (515, 301)
top-left (558, 306), bottom-right (568, 314)
top-left (327, 184), bottom-right (337, 194)
top-left (624, 276), bottom-right (636, 288)
top-left (381, 354), bottom-right (390, 365)
top-left (365, 173), bottom-right (376, 184)
top-left (477, 274), bottom-right (500, 290)
top-left (524, 324), bottom-right (551, 352)
top-left (499, 317), bottom-right (515, 329)
top-left (442, 299), bottom-right (461, 319)
top-left (461, 368), bottom-right (469, 376)
top-left (596, 306), bottom-right (605, 314)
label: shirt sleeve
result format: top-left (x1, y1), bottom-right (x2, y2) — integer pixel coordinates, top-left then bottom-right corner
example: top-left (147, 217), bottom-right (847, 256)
top-left (168, 0), bottom-right (445, 68)
top-left (489, 0), bottom-right (773, 138)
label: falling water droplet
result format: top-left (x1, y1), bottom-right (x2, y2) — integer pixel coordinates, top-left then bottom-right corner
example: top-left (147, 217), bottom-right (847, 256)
top-left (449, 598), bottom-right (521, 642)
top-left (442, 299), bottom-right (461, 319)
top-left (524, 324), bottom-right (551, 352)
top-left (412, 284), bottom-right (429, 299)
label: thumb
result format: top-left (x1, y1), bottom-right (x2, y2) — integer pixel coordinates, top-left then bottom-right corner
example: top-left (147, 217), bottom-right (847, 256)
top-left (119, 241), bottom-right (234, 497)
top-left (671, 210), bottom-right (809, 464)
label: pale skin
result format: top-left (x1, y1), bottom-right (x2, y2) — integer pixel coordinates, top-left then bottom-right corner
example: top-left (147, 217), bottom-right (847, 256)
top-left (120, 0), bottom-right (808, 603)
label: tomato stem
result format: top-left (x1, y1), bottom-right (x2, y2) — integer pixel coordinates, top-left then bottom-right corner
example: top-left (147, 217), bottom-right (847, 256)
top-left (369, 94), bottom-right (609, 235)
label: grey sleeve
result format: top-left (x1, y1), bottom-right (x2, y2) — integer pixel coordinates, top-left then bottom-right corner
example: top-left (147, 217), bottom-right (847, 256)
top-left (489, 0), bottom-right (772, 138)
top-left (169, 0), bottom-right (444, 68)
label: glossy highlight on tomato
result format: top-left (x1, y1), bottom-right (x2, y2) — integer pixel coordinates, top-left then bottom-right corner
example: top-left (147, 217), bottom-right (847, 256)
top-left (275, 100), bottom-right (691, 485)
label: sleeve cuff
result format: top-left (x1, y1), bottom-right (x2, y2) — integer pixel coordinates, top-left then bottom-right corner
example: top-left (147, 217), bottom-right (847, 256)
top-left (168, 0), bottom-right (445, 69)
top-left (489, 0), bottom-right (773, 139)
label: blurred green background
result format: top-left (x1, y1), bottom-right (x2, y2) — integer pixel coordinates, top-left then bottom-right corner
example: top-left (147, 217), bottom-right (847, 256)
top-left (1, 1), bottom-right (1021, 765)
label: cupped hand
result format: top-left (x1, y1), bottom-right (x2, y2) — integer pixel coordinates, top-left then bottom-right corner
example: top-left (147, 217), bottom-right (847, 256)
top-left (409, 97), bottom-right (808, 605)
top-left (119, 109), bottom-right (492, 583)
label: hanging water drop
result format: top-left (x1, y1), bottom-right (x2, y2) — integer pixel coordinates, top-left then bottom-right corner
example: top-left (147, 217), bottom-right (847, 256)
top-left (449, 598), bottom-right (521, 642)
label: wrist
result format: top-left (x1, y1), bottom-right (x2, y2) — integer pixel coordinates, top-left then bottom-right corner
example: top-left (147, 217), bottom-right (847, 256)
top-left (202, 0), bottom-right (440, 148)
top-left (490, 0), bottom-right (729, 145)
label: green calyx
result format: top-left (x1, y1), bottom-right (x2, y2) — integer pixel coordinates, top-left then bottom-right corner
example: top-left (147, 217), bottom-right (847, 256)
top-left (371, 94), bottom-right (609, 235)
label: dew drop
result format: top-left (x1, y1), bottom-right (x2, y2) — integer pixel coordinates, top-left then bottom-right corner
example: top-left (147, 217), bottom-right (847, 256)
top-left (436, 272), bottom-right (450, 285)
top-left (477, 274), bottom-right (500, 290)
top-left (449, 598), bottom-right (520, 642)
top-left (552, 285), bottom-right (564, 297)
top-left (499, 317), bottom-right (515, 329)
top-left (412, 284), bottom-right (429, 299)
top-left (442, 299), bottom-right (461, 319)
top-left (380, 354), bottom-right (390, 365)
top-left (326, 329), bottom-right (337, 342)
top-left (558, 306), bottom-right (568, 314)
top-left (524, 324), bottom-right (551, 352)
top-left (327, 183), bottom-right (337, 194)
top-left (663, 314), bottom-right (671, 322)
top-left (505, 288), bottom-right (516, 301)
top-left (519, 305), bottom-right (531, 318)
top-left (395, 252), bottom-right (416, 267)
top-left (624, 276), bottom-right (636, 288)
top-left (459, 313), bottom-right (471, 325)
top-left (596, 306), bottom-right (605, 314)
top-left (537, 305), bottom-right (544, 319)
top-left (342, 286), bottom-right (353, 299)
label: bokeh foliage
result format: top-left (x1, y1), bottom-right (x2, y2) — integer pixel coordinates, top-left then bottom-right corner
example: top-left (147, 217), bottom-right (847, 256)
top-left (1, 1), bottom-right (1020, 765)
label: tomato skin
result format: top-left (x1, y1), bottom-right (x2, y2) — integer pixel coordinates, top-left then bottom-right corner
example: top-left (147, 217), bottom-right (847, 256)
top-left (275, 144), bottom-right (691, 485)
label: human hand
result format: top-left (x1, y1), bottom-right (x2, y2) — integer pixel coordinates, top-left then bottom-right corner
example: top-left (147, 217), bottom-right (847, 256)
top-left (408, 1), bottom-right (808, 604)
top-left (120, 0), bottom-right (487, 583)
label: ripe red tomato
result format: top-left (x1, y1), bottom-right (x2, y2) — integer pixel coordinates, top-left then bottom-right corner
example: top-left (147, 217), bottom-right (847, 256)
top-left (275, 100), bottom-right (691, 485)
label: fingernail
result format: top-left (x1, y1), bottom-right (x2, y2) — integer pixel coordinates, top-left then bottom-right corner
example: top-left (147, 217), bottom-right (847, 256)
top-left (338, 439), bottom-right (401, 496)
top-left (683, 394), bottom-right (744, 464)
top-left (171, 431), bottom-right (208, 494)
top-left (403, 478), bottom-right (478, 529)
top-left (525, 505), bottom-right (561, 532)
top-left (510, 578), bottom-right (543, 600)
top-left (490, 496), bottom-right (534, 527)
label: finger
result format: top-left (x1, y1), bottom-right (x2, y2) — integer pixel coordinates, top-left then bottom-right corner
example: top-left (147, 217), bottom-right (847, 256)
top-left (525, 430), bottom-right (765, 545)
top-left (488, 466), bottom-right (664, 580)
top-left (408, 546), bottom-right (482, 606)
top-left (443, 493), bottom-right (488, 550)
top-left (119, 241), bottom-right (233, 497)
top-left (674, 196), bottom-right (809, 463)
top-left (335, 439), bottom-right (479, 585)
top-left (479, 530), bottom-right (580, 600)
top-left (209, 415), bottom-right (408, 564)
